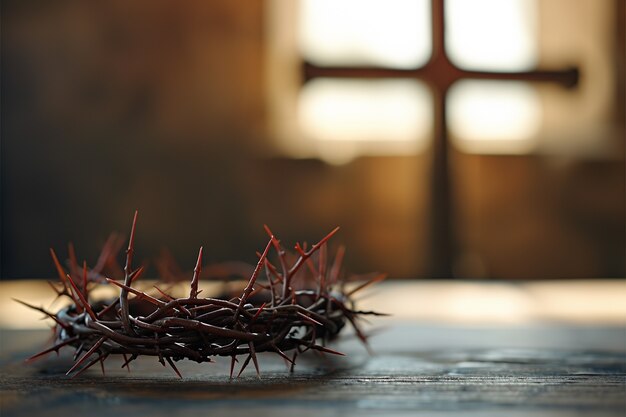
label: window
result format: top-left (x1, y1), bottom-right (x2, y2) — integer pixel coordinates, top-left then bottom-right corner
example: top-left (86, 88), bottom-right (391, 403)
top-left (266, 0), bottom-right (617, 162)
top-left (265, 0), bottom-right (621, 278)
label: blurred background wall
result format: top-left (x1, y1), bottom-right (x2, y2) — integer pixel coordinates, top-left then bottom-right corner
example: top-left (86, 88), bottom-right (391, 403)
top-left (1, 0), bottom-right (624, 279)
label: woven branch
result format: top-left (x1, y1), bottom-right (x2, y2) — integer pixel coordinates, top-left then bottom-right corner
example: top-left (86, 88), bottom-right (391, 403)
top-left (20, 212), bottom-right (386, 378)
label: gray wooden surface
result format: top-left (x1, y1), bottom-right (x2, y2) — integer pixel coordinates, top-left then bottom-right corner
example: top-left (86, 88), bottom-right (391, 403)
top-left (1, 322), bottom-right (625, 417)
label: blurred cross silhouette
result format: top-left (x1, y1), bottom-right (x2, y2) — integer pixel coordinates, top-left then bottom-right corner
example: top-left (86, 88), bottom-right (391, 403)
top-left (303, 0), bottom-right (579, 277)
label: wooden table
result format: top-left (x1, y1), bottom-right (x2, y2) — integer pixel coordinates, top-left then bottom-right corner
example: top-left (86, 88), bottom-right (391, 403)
top-left (1, 280), bottom-right (625, 416)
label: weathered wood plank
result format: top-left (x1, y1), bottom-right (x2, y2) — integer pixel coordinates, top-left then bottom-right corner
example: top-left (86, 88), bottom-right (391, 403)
top-left (1, 325), bottom-right (624, 417)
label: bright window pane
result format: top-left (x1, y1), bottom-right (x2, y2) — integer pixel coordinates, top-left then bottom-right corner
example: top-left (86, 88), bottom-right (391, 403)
top-left (446, 0), bottom-right (538, 71)
top-left (298, 0), bottom-right (431, 69)
top-left (448, 80), bottom-right (542, 154)
top-left (299, 79), bottom-right (431, 142)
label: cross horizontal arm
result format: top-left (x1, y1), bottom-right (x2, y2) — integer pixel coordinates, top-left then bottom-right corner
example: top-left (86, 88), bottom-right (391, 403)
top-left (303, 62), bottom-right (578, 89)
top-left (463, 67), bottom-right (579, 89)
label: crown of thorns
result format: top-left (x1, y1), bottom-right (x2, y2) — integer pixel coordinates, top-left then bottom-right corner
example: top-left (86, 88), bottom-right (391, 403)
top-left (18, 212), bottom-right (386, 378)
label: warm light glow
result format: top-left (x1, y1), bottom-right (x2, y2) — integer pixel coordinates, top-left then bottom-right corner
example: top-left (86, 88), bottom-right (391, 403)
top-left (298, 79), bottom-right (432, 163)
top-left (448, 80), bottom-right (542, 154)
top-left (446, 0), bottom-right (538, 71)
top-left (5, 280), bottom-right (625, 328)
top-left (298, 0), bottom-right (431, 69)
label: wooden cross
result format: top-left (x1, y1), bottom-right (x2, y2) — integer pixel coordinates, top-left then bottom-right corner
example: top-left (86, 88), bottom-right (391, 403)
top-left (302, 0), bottom-right (579, 277)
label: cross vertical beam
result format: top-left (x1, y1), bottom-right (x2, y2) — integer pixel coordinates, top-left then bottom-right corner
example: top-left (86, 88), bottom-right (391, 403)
top-left (303, 0), bottom-right (578, 278)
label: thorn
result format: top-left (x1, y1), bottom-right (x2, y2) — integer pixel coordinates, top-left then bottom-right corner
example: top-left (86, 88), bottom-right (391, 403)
top-left (153, 285), bottom-right (174, 301)
top-left (122, 354), bottom-right (131, 372)
top-left (73, 343), bottom-right (85, 361)
top-left (317, 243), bottom-right (327, 298)
top-left (12, 298), bottom-right (70, 330)
top-left (308, 344), bottom-right (345, 356)
top-left (66, 337), bottom-right (106, 376)
top-left (96, 299), bottom-right (120, 320)
top-left (121, 353), bottom-right (138, 370)
top-left (290, 351), bottom-right (297, 373)
top-left (71, 353), bottom-right (108, 379)
top-left (190, 246), bottom-right (203, 299)
top-left (127, 210), bottom-right (139, 268)
top-left (120, 210), bottom-right (139, 336)
top-left (65, 273), bottom-right (97, 321)
top-left (237, 354), bottom-right (252, 378)
top-left (296, 311), bottom-right (323, 327)
top-left (248, 342), bottom-right (260, 378)
top-left (346, 273), bottom-right (388, 297)
top-left (129, 266), bottom-right (145, 284)
top-left (271, 344), bottom-right (294, 365)
top-left (99, 356), bottom-right (106, 376)
top-left (45, 280), bottom-right (62, 296)
top-left (165, 357), bottom-right (183, 379)
top-left (235, 238), bottom-right (272, 319)
top-left (25, 336), bottom-right (80, 362)
top-left (82, 260), bottom-right (88, 299)
top-left (229, 354), bottom-right (237, 379)
top-left (106, 278), bottom-right (162, 306)
top-left (49, 248), bottom-right (70, 288)
top-left (250, 302), bottom-right (267, 323)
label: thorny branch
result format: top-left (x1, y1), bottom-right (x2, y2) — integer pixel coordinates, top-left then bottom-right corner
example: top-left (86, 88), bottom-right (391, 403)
top-left (18, 212), bottom-right (387, 379)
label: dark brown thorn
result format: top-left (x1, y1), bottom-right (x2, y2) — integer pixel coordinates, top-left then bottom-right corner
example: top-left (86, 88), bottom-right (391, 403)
top-left (346, 273), bottom-right (388, 297)
top-left (66, 337), bottom-right (106, 376)
top-left (264, 225), bottom-right (290, 298)
top-left (271, 344), bottom-right (294, 365)
top-left (290, 351), bottom-right (297, 372)
top-left (190, 246), bottom-right (203, 299)
top-left (49, 248), bottom-right (70, 289)
top-left (264, 259), bottom-right (283, 284)
top-left (235, 238), bottom-right (272, 319)
top-left (344, 312), bottom-right (373, 355)
top-left (229, 354), bottom-right (237, 379)
top-left (73, 343), bottom-right (85, 361)
top-left (165, 356), bottom-right (183, 379)
top-left (308, 344), bottom-right (345, 356)
top-left (82, 260), bottom-right (88, 298)
top-left (153, 285), bottom-right (192, 316)
top-left (106, 278), bottom-right (162, 306)
top-left (99, 356), bottom-right (106, 376)
top-left (294, 242), bottom-right (305, 257)
top-left (248, 342), bottom-right (261, 378)
top-left (153, 285), bottom-right (174, 301)
top-left (122, 353), bottom-right (131, 372)
top-left (295, 244), bottom-right (318, 280)
top-left (250, 302), bottom-right (267, 323)
top-left (45, 280), bottom-right (63, 296)
top-left (286, 227), bottom-right (340, 295)
top-left (12, 298), bottom-right (70, 330)
top-left (25, 336), bottom-right (80, 362)
top-left (72, 353), bottom-right (108, 379)
top-left (296, 312), bottom-right (323, 327)
top-left (237, 354), bottom-right (253, 378)
top-left (97, 299), bottom-right (120, 319)
top-left (248, 285), bottom-right (269, 300)
top-left (121, 353), bottom-right (138, 370)
top-left (129, 266), bottom-right (145, 284)
top-left (317, 243), bottom-right (327, 298)
top-left (65, 274), bottom-right (97, 321)
top-left (120, 210), bottom-right (139, 336)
